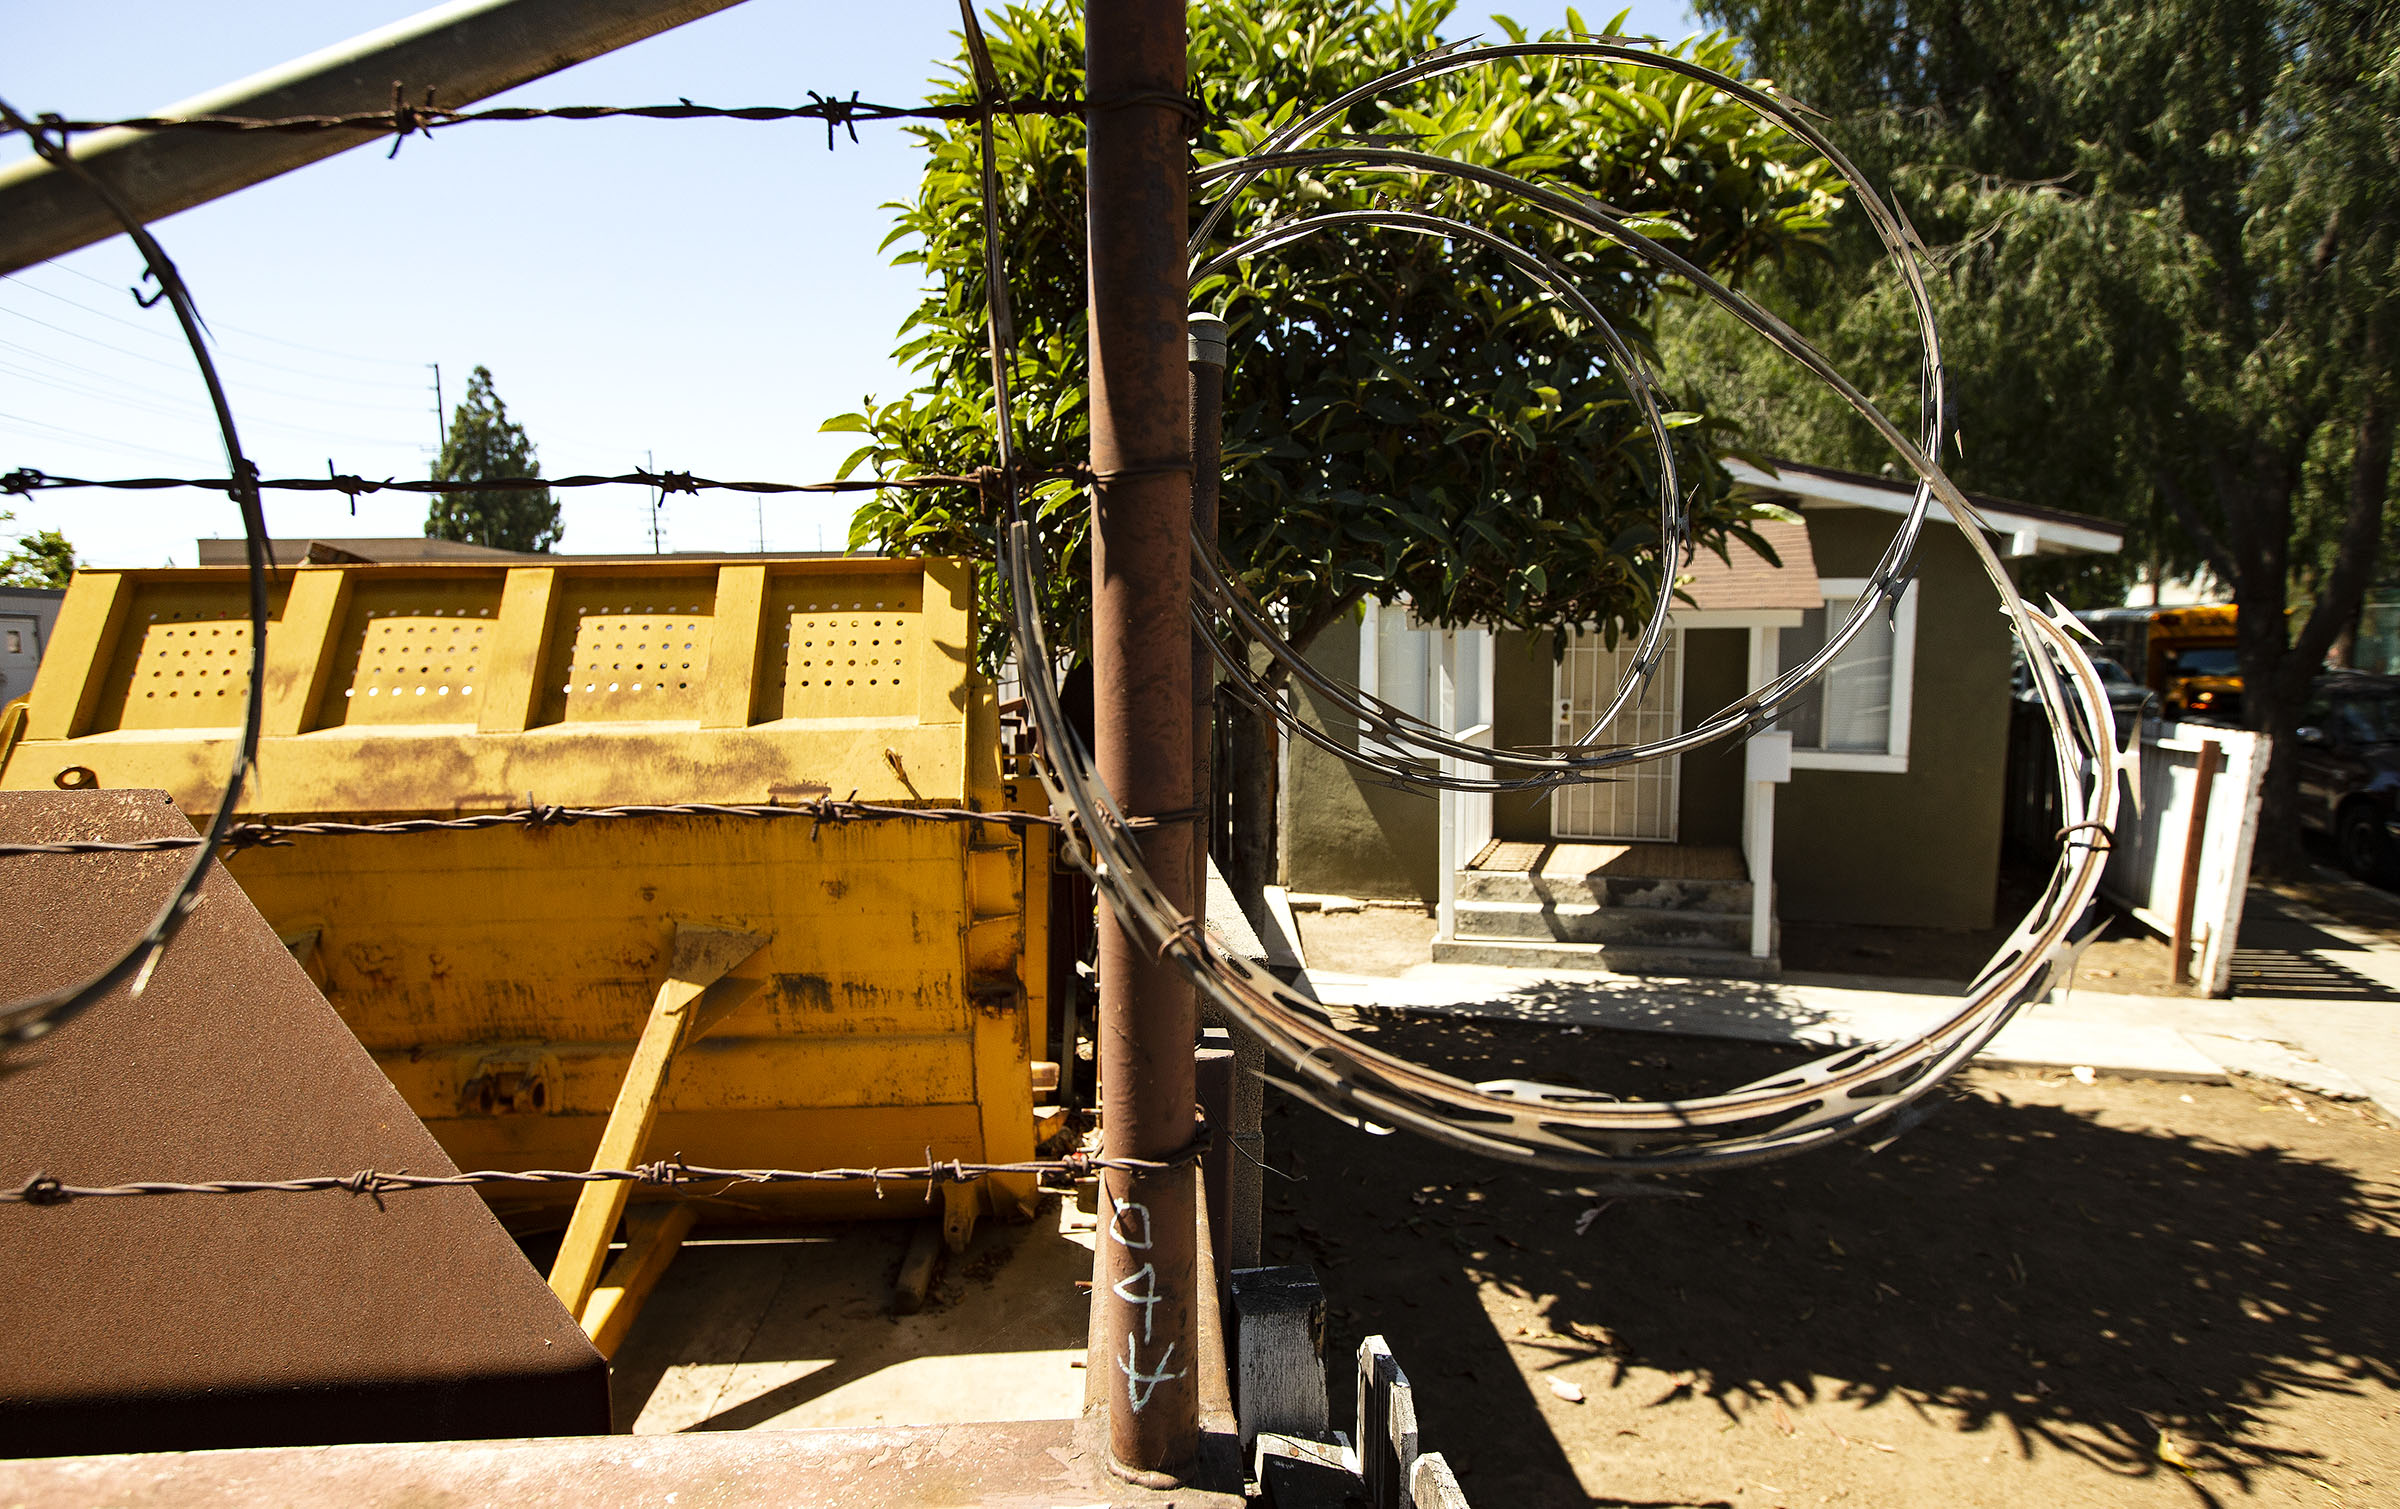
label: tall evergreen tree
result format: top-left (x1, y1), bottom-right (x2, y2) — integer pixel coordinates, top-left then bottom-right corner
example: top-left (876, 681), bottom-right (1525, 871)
top-left (425, 365), bottom-right (562, 552)
top-left (1678, 0), bottom-right (2400, 877)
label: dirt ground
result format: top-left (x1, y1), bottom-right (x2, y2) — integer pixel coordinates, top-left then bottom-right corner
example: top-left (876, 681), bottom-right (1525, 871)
top-left (1259, 1017), bottom-right (2400, 1509)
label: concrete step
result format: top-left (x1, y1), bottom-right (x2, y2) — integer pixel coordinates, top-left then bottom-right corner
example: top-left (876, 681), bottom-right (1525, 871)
top-left (1431, 935), bottom-right (1780, 979)
top-left (1454, 898), bottom-right (1753, 950)
top-left (1455, 869), bottom-right (1752, 913)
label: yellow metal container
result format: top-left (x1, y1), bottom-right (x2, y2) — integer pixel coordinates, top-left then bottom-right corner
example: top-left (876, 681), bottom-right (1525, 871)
top-left (1, 557), bottom-right (1052, 1235)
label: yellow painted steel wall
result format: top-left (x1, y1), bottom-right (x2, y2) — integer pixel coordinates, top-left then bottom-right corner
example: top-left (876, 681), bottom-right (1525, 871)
top-left (2, 557), bottom-right (1051, 1225)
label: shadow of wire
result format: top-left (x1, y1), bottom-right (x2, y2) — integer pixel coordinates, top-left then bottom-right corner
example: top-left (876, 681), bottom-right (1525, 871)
top-left (1264, 1017), bottom-right (2400, 1507)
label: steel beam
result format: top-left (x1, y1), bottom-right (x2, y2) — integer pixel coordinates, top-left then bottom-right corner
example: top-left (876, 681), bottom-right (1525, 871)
top-left (1083, 0), bottom-right (1198, 1482)
top-left (0, 0), bottom-right (750, 275)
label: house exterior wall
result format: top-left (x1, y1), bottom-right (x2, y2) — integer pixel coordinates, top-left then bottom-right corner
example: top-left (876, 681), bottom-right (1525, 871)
top-left (1283, 610), bottom-right (1441, 901)
top-left (1278, 509), bottom-right (2012, 927)
top-left (1771, 511), bottom-right (2008, 929)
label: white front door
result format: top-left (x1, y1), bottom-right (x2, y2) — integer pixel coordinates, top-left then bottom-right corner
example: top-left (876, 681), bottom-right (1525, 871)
top-left (1552, 629), bottom-right (1682, 841)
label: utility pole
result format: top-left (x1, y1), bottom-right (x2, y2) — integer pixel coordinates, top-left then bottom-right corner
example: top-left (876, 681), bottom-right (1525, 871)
top-left (428, 363), bottom-right (444, 455)
top-left (647, 449), bottom-right (664, 554)
top-left (1082, 0), bottom-right (1199, 1484)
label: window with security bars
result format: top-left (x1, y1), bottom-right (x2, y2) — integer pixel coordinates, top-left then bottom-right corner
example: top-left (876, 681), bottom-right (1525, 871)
top-left (1551, 630), bottom-right (1682, 841)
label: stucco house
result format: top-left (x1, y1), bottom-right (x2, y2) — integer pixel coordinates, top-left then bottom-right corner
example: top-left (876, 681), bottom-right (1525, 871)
top-left (1279, 458), bottom-right (2125, 976)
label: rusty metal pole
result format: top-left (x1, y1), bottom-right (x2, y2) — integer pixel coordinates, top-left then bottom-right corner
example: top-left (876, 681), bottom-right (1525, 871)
top-left (1185, 313), bottom-right (1266, 1283)
top-left (1084, 0), bottom-right (1200, 1483)
top-left (1189, 314), bottom-right (1227, 919)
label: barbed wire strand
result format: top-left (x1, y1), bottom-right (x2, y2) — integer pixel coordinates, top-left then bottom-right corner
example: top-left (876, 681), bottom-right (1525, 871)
top-left (0, 463), bottom-right (1084, 501)
top-left (4, 1132), bottom-right (1211, 1208)
top-left (26, 92), bottom-right (1090, 148)
top-left (0, 796), bottom-right (1238, 859)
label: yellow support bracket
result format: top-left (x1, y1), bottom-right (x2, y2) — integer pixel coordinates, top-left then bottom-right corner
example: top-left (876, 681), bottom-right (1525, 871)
top-left (547, 922), bottom-right (767, 1323)
top-left (578, 1202), bottom-right (700, 1360)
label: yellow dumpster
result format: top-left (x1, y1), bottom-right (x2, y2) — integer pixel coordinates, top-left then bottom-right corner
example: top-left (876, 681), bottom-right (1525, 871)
top-left (1, 556), bottom-right (1055, 1331)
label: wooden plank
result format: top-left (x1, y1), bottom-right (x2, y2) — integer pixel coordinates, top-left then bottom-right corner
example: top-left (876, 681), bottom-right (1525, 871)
top-left (891, 1216), bottom-right (944, 1315)
top-left (1409, 1453), bottom-right (1471, 1509)
top-left (1386, 1365), bottom-right (1421, 1509)
top-left (2170, 740), bottom-right (2223, 985)
top-left (1356, 1336), bottom-right (1398, 1509)
top-left (1254, 1434), bottom-right (1357, 1509)
top-left (577, 1201), bottom-right (697, 1359)
top-left (547, 923), bottom-right (766, 1316)
top-left (1230, 1266), bottom-right (1328, 1460)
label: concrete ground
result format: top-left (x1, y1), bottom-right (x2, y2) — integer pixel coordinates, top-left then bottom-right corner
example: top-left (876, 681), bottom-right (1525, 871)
top-left (607, 1186), bottom-right (1103, 1435)
top-left (1291, 889), bottom-right (2400, 1119)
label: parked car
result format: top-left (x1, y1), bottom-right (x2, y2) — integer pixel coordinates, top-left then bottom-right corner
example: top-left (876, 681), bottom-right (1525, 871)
top-left (2295, 670), bottom-right (2400, 882)
top-left (2011, 649), bottom-right (2159, 741)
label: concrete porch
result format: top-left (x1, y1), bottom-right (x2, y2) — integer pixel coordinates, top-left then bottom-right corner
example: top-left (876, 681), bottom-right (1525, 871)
top-left (1435, 840), bottom-right (1780, 979)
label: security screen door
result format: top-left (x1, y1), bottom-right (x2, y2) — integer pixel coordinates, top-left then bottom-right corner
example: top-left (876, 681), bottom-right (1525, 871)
top-left (1551, 629), bottom-right (1682, 841)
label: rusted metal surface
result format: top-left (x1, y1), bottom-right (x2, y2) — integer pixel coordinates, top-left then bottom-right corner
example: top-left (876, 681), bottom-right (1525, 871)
top-left (1083, 0), bottom-right (1200, 1480)
top-left (0, 788), bottom-right (608, 1456)
top-left (0, 1418), bottom-right (1246, 1507)
top-left (1188, 313), bottom-right (1227, 929)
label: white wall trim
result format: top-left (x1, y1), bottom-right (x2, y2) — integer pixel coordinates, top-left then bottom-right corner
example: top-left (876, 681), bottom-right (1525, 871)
top-left (1725, 457), bottom-right (2123, 557)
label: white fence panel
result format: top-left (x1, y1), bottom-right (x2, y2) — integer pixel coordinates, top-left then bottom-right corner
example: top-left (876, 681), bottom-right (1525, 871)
top-left (2100, 723), bottom-right (2267, 996)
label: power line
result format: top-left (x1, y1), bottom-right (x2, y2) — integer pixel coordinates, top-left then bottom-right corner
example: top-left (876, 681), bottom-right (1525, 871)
top-left (0, 410), bottom-right (213, 466)
top-left (40, 258), bottom-right (435, 369)
top-left (1, 463), bottom-right (1042, 501)
top-left (0, 297), bottom-right (432, 394)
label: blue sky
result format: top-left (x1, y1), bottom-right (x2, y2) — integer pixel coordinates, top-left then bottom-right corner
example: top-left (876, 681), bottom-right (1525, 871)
top-left (2, 1), bottom-right (1702, 565)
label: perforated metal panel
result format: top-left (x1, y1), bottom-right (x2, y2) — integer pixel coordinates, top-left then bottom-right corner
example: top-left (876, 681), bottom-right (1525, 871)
top-left (762, 572), bottom-right (923, 721)
top-left (538, 580), bottom-right (718, 726)
top-left (328, 578), bottom-right (505, 727)
top-left (91, 582), bottom-right (289, 732)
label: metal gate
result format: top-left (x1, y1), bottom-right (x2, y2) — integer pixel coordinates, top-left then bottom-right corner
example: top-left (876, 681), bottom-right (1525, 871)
top-left (1552, 629), bottom-right (1682, 841)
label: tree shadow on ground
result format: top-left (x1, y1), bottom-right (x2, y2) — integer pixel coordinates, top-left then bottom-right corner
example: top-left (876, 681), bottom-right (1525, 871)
top-left (1262, 1018), bottom-right (2400, 1508)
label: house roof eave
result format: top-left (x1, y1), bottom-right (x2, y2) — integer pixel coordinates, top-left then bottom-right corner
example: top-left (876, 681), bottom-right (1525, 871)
top-left (1724, 458), bottom-right (2126, 557)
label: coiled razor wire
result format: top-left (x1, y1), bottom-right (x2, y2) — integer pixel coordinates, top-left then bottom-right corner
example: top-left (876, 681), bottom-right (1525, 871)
top-left (0, 97), bottom-right (271, 1049)
top-left (0, 33), bottom-right (2125, 1179)
top-left (991, 38), bottom-right (2123, 1170)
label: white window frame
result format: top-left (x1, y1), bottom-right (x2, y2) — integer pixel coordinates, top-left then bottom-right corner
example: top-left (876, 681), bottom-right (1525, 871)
top-left (1357, 597), bottom-right (1433, 759)
top-left (1786, 576), bottom-right (1916, 774)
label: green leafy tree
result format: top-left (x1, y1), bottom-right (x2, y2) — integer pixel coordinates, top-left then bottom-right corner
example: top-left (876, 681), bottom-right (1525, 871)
top-left (1681, 0), bottom-right (2399, 877)
top-left (840, 2), bottom-right (1839, 660)
top-left (425, 365), bottom-right (562, 552)
top-left (832, 1), bottom-right (1840, 894)
top-left (0, 519), bottom-right (74, 587)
